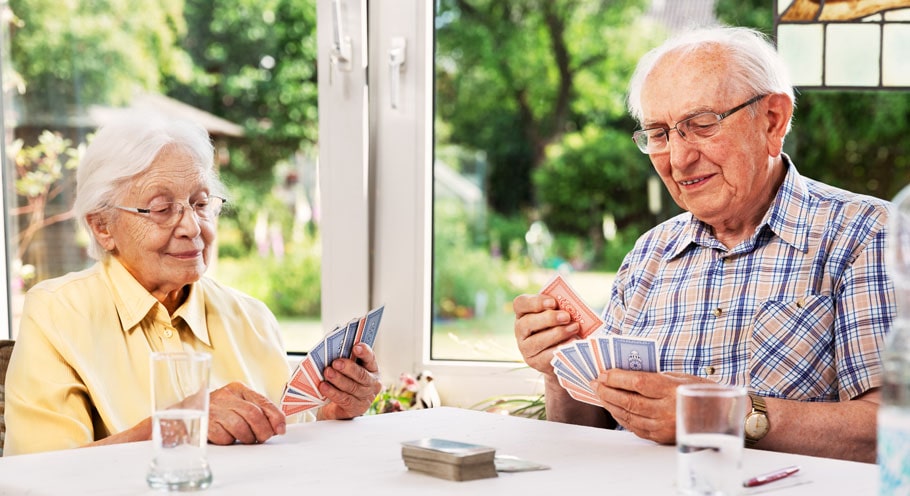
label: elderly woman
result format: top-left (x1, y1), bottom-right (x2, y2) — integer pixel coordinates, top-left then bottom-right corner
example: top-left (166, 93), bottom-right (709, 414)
top-left (4, 114), bottom-right (382, 455)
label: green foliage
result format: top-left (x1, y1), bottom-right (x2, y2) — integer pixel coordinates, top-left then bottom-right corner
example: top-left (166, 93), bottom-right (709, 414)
top-left (434, 199), bottom-right (516, 319)
top-left (789, 92), bottom-right (910, 201)
top-left (9, 0), bottom-right (191, 113)
top-left (435, 0), bottom-right (651, 214)
top-left (714, 0), bottom-right (772, 32)
top-left (165, 0), bottom-right (318, 195)
top-left (533, 125), bottom-right (652, 265)
top-left (215, 238), bottom-right (321, 318)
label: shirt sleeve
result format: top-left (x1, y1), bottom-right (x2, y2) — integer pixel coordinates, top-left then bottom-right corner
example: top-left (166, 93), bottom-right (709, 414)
top-left (833, 224), bottom-right (893, 400)
top-left (4, 290), bottom-right (98, 455)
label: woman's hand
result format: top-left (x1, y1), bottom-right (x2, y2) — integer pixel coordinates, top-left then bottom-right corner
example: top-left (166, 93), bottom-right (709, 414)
top-left (208, 382), bottom-right (287, 445)
top-left (317, 343), bottom-right (382, 420)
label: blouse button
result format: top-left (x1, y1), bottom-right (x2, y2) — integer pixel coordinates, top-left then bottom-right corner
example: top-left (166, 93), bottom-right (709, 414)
top-left (712, 307), bottom-right (723, 317)
top-left (704, 366), bottom-right (716, 375)
top-left (164, 329), bottom-right (174, 338)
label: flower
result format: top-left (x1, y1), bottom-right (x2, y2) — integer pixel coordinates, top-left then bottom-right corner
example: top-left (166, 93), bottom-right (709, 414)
top-left (368, 372), bottom-right (419, 414)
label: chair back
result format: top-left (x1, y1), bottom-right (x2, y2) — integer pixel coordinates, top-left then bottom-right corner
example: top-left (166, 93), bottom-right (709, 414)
top-left (0, 339), bottom-right (14, 456)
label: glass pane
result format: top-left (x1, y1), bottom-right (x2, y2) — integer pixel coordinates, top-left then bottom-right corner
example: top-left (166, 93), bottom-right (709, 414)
top-left (431, 1), bottom-right (669, 361)
top-left (2, 0), bottom-right (322, 350)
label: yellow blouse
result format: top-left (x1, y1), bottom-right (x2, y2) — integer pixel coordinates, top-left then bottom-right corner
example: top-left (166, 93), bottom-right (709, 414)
top-left (5, 257), bottom-right (296, 455)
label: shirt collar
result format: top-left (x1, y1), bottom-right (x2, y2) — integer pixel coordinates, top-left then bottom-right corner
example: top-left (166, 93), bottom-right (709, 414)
top-left (104, 257), bottom-right (212, 346)
top-left (666, 154), bottom-right (808, 259)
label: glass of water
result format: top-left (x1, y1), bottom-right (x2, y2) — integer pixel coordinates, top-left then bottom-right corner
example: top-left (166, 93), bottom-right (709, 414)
top-left (676, 383), bottom-right (747, 496)
top-left (147, 351), bottom-right (213, 491)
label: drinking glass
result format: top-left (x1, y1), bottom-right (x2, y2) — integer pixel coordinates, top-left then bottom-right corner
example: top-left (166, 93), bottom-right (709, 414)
top-left (146, 351), bottom-right (213, 491)
top-left (676, 383), bottom-right (747, 496)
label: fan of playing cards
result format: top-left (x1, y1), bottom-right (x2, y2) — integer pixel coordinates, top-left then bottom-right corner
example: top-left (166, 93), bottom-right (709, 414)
top-left (551, 335), bottom-right (660, 407)
top-left (540, 274), bottom-right (660, 407)
top-left (280, 305), bottom-right (385, 416)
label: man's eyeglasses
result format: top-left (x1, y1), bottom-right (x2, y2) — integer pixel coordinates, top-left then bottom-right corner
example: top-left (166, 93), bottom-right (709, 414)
top-left (114, 196), bottom-right (227, 228)
top-left (632, 94), bottom-right (767, 155)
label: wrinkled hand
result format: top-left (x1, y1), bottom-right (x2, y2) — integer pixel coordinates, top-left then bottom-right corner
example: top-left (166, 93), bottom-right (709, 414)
top-left (513, 293), bottom-right (582, 374)
top-left (317, 343), bottom-right (382, 420)
top-left (208, 382), bottom-right (286, 445)
top-left (593, 370), bottom-right (712, 444)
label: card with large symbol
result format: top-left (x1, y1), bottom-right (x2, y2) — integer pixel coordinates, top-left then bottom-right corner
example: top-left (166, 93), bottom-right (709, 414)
top-left (540, 274), bottom-right (604, 337)
top-left (611, 336), bottom-right (659, 373)
top-left (280, 305), bottom-right (386, 416)
top-left (550, 334), bottom-right (661, 405)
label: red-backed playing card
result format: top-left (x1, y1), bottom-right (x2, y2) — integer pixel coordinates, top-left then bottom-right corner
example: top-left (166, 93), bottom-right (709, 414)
top-left (540, 274), bottom-right (604, 337)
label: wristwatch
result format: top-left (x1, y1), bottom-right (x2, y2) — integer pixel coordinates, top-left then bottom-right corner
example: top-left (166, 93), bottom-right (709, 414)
top-left (744, 394), bottom-right (769, 448)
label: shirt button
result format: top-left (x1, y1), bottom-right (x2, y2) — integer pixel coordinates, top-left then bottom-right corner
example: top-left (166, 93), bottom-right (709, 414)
top-left (164, 329), bottom-right (174, 338)
top-left (713, 308), bottom-right (723, 317)
top-left (704, 366), bottom-right (716, 375)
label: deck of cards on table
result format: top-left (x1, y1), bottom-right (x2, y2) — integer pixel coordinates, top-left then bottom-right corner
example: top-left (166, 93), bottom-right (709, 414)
top-left (401, 438), bottom-right (498, 482)
top-left (539, 274), bottom-right (603, 337)
top-left (280, 305), bottom-right (385, 415)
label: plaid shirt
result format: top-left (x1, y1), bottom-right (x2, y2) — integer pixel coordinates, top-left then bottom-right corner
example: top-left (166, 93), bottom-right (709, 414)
top-left (602, 156), bottom-right (894, 401)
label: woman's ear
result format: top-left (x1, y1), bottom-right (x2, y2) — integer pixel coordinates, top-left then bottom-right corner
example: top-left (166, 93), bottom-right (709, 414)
top-left (87, 213), bottom-right (116, 252)
top-left (764, 93), bottom-right (793, 158)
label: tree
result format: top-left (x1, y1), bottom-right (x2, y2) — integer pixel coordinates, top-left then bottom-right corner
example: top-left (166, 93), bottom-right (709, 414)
top-left (164, 0), bottom-right (319, 195)
top-left (9, 0), bottom-right (190, 116)
top-left (435, 0), bottom-right (652, 215)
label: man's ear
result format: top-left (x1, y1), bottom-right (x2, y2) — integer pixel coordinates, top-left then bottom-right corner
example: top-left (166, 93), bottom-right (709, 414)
top-left (87, 213), bottom-right (116, 252)
top-left (764, 93), bottom-right (793, 157)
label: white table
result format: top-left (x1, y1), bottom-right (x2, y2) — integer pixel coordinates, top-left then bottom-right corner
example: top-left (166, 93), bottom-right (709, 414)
top-left (0, 407), bottom-right (877, 495)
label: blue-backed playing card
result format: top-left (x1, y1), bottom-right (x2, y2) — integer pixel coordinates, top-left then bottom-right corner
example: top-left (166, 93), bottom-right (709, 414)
top-left (611, 336), bottom-right (659, 372)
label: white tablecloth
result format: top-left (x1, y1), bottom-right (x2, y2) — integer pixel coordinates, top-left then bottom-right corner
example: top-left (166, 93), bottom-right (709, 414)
top-left (0, 407), bottom-right (877, 495)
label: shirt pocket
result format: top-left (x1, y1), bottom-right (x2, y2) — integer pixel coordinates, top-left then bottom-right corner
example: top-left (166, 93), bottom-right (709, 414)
top-left (748, 295), bottom-right (837, 400)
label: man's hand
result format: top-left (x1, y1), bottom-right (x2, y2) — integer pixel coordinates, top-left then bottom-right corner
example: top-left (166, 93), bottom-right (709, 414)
top-left (513, 293), bottom-right (583, 374)
top-left (208, 382), bottom-right (286, 445)
top-left (592, 370), bottom-right (712, 444)
top-left (317, 343), bottom-right (382, 420)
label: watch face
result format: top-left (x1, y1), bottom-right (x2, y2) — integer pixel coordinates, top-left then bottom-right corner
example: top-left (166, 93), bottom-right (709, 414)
top-left (745, 412), bottom-right (769, 438)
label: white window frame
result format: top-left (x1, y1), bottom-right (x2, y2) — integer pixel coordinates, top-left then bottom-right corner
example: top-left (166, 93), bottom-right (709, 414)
top-left (322, 0), bottom-right (543, 408)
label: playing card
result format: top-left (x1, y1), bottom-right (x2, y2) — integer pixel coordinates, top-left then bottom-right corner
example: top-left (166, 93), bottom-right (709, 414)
top-left (289, 364), bottom-right (321, 399)
top-left (324, 325), bottom-right (347, 365)
top-left (301, 355), bottom-right (324, 385)
top-left (559, 345), bottom-right (596, 383)
top-left (341, 317), bottom-right (360, 358)
top-left (551, 354), bottom-right (593, 394)
top-left (573, 340), bottom-right (599, 380)
top-left (309, 340), bottom-right (327, 375)
top-left (612, 336), bottom-right (660, 372)
top-left (279, 305), bottom-right (386, 417)
top-left (591, 336), bottom-right (613, 374)
top-left (358, 305), bottom-right (385, 348)
top-left (540, 274), bottom-right (604, 337)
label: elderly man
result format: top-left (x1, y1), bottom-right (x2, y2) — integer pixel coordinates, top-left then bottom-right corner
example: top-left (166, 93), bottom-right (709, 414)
top-left (513, 26), bottom-right (893, 463)
top-left (5, 113), bottom-right (382, 455)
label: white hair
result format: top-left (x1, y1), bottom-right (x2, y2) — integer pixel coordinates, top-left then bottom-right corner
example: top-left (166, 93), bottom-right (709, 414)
top-left (627, 26), bottom-right (795, 132)
top-left (74, 112), bottom-right (223, 260)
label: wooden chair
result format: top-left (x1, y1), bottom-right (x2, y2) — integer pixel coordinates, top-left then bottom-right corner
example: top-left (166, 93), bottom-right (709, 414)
top-left (0, 339), bottom-right (14, 456)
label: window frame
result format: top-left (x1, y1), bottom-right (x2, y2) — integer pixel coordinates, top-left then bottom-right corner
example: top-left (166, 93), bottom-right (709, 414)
top-left (361, 0), bottom-right (542, 407)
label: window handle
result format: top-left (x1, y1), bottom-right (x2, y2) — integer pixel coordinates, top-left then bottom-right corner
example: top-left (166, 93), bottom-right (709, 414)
top-left (389, 37), bottom-right (407, 109)
top-left (330, 0), bottom-right (352, 85)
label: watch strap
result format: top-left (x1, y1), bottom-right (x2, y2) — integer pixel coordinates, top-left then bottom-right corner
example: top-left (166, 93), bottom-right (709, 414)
top-left (744, 394), bottom-right (768, 448)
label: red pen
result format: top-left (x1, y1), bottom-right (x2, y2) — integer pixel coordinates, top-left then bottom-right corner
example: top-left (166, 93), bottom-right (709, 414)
top-left (742, 465), bottom-right (801, 488)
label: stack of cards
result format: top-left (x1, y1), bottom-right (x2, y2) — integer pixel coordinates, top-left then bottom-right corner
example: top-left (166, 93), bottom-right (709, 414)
top-left (401, 438), bottom-right (498, 482)
top-left (552, 335), bottom-right (660, 407)
top-left (280, 305), bottom-right (385, 416)
top-left (540, 274), bottom-right (604, 337)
